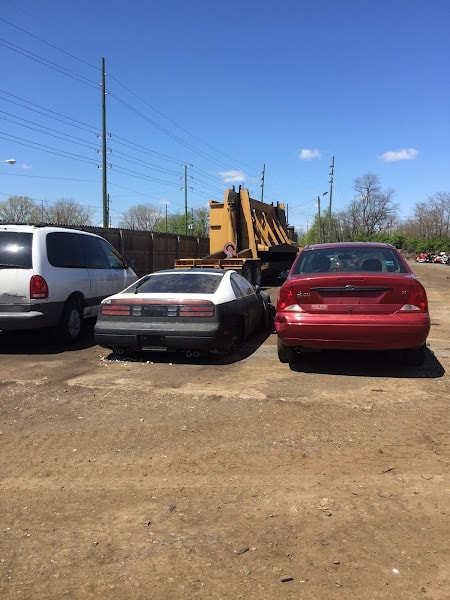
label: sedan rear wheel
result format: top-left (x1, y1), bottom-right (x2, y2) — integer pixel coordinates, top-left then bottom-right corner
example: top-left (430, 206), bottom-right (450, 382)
top-left (277, 337), bottom-right (295, 363)
top-left (402, 344), bottom-right (426, 366)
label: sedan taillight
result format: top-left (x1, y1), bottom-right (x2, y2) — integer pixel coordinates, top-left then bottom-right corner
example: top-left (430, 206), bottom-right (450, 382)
top-left (30, 275), bottom-right (48, 299)
top-left (277, 284), bottom-right (300, 311)
top-left (400, 283), bottom-right (428, 312)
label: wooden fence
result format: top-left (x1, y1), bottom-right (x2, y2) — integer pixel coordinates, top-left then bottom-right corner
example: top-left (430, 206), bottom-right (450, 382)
top-left (80, 227), bottom-right (209, 278)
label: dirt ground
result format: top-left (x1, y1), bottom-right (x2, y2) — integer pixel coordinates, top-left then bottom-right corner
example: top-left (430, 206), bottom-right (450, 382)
top-left (1, 260), bottom-right (449, 600)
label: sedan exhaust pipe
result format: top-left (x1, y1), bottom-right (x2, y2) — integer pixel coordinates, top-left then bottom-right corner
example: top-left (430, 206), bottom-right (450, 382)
top-left (185, 350), bottom-right (200, 358)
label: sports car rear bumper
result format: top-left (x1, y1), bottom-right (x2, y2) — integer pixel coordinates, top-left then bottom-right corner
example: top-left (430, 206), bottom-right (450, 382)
top-left (94, 320), bottom-right (233, 353)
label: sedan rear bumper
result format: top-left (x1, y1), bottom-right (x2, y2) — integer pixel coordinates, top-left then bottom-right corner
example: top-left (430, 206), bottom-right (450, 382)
top-left (275, 312), bottom-right (430, 350)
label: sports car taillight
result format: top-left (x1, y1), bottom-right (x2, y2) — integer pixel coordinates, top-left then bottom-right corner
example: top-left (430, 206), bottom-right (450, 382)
top-left (100, 298), bottom-right (215, 317)
top-left (30, 275), bottom-right (48, 299)
top-left (400, 283), bottom-right (428, 312)
top-left (101, 303), bottom-right (131, 316)
top-left (179, 301), bottom-right (215, 317)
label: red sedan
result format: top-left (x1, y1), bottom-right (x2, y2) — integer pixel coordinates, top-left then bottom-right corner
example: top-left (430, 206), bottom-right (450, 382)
top-left (275, 242), bottom-right (430, 366)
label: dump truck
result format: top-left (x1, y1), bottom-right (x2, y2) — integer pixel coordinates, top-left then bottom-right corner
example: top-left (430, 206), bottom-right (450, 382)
top-left (174, 186), bottom-right (298, 285)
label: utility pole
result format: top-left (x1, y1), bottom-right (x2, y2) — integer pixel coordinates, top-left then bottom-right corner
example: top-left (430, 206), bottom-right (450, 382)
top-left (182, 164), bottom-right (193, 235)
top-left (101, 57), bottom-right (109, 228)
top-left (184, 164), bottom-right (188, 235)
top-left (317, 195), bottom-right (322, 243)
top-left (261, 164), bottom-right (265, 202)
top-left (318, 191), bottom-right (328, 244)
top-left (327, 156), bottom-right (335, 242)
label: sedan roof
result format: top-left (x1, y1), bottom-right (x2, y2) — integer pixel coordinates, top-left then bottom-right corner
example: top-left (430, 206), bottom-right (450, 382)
top-left (303, 242), bottom-right (396, 251)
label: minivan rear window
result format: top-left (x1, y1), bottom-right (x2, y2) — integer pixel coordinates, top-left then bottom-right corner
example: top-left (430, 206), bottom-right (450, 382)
top-left (0, 231), bottom-right (33, 268)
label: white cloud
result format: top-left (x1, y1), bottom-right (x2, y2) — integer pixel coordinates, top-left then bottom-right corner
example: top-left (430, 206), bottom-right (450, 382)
top-left (21, 163), bottom-right (33, 170)
top-left (219, 170), bottom-right (246, 184)
top-left (299, 148), bottom-right (321, 161)
top-left (379, 148), bottom-right (418, 162)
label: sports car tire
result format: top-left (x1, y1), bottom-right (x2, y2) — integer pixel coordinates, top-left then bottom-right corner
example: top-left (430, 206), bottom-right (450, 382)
top-left (252, 264), bottom-right (262, 287)
top-left (262, 303), bottom-right (275, 331)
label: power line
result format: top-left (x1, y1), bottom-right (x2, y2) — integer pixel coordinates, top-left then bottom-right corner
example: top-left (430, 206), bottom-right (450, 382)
top-left (0, 16), bottom-right (98, 71)
top-left (1, 111), bottom-right (99, 152)
top-left (0, 38), bottom-right (98, 88)
top-left (0, 133), bottom-right (98, 166)
top-left (0, 89), bottom-right (99, 134)
top-left (108, 72), bottom-right (260, 176)
top-left (2, 17), bottom-right (263, 217)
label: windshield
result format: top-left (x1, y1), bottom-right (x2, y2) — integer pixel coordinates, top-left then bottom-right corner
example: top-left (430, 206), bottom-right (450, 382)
top-left (293, 247), bottom-right (408, 275)
top-left (0, 232), bottom-right (33, 268)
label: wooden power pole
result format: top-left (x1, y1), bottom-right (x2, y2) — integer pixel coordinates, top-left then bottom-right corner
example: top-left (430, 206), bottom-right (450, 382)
top-left (101, 57), bottom-right (109, 228)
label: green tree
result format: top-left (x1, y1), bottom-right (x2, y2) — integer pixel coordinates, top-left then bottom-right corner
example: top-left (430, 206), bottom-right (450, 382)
top-left (191, 206), bottom-right (209, 237)
top-left (154, 207), bottom-right (209, 236)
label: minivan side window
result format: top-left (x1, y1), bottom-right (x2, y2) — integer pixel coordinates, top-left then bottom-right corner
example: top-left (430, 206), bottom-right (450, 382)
top-left (82, 236), bottom-right (110, 269)
top-left (99, 239), bottom-right (126, 269)
top-left (47, 232), bottom-right (85, 268)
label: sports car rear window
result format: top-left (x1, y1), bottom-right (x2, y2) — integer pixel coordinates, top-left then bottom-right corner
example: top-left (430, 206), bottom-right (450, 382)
top-left (134, 273), bottom-right (222, 294)
top-left (293, 248), bottom-right (408, 274)
top-left (0, 231), bottom-right (33, 268)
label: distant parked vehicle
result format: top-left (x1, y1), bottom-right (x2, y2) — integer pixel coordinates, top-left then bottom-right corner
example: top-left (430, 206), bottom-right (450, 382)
top-left (433, 252), bottom-right (449, 264)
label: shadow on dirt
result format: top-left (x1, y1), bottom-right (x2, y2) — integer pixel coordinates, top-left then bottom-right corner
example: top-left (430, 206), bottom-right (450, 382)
top-left (104, 330), bottom-right (272, 366)
top-left (287, 347), bottom-right (445, 379)
top-left (0, 320), bottom-right (97, 355)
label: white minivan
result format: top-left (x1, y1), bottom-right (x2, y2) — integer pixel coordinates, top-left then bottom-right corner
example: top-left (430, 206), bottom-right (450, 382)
top-left (0, 225), bottom-right (138, 342)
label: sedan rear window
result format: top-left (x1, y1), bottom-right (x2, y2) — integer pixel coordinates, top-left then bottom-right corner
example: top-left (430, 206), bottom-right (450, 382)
top-left (134, 273), bottom-right (222, 294)
top-left (293, 247), bottom-right (408, 274)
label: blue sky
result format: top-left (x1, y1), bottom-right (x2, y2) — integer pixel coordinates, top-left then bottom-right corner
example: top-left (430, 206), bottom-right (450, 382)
top-left (1, 0), bottom-right (449, 230)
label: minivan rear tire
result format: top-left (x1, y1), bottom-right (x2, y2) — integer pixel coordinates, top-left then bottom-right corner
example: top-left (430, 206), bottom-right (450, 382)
top-left (57, 297), bottom-right (82, 344)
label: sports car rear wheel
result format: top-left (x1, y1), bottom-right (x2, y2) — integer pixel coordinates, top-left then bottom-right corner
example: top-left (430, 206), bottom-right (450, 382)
top-left (261, 303), bottom-right (275, 331)
top-left (277, 337), bottom-right (295, 363)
